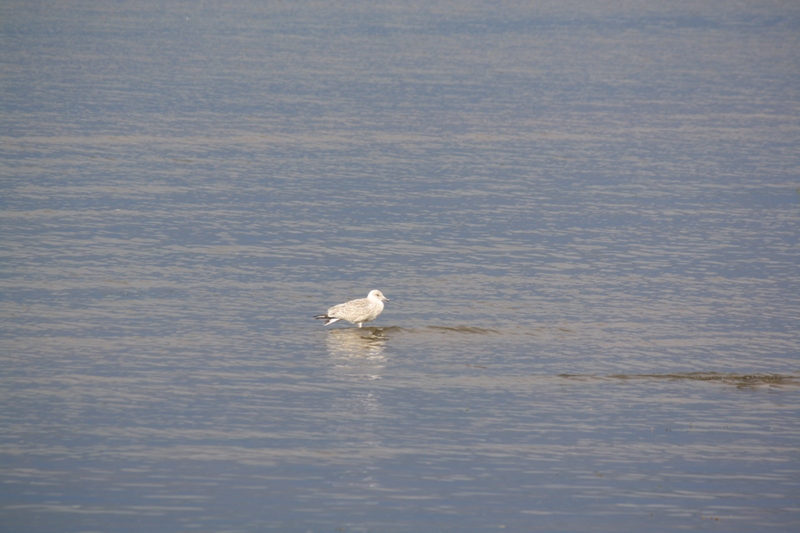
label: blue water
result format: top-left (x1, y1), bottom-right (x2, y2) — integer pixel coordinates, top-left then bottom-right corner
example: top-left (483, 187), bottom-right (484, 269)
top-left (2, 1), bottom-right (799, 531)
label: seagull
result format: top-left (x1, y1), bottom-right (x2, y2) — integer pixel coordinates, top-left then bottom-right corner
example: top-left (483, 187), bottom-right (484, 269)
top-left (314, 290), bottom-right (390, 328)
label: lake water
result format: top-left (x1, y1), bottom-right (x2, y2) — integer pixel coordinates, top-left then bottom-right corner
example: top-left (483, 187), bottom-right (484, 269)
top-left (1, 1), bottom-right (799, 531)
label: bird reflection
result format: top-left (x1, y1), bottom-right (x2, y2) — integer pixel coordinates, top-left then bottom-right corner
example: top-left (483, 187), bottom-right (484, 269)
top-left (325, 327), bottom-right (392, 487)
top-left (326, 327), bottom-right (389, 361)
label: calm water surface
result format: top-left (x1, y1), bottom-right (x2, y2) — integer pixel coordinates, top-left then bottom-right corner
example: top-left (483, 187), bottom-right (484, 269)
top-left (1, 1), bottom-right (799, 531)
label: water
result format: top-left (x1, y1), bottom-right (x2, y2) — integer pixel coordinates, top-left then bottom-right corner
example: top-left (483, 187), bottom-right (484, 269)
top-left (1, 1), bottom-right (799, 531)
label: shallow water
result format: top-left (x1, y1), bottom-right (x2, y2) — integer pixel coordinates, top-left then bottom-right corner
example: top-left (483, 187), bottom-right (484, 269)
top-left (2, 1), bottom-right (799, 531)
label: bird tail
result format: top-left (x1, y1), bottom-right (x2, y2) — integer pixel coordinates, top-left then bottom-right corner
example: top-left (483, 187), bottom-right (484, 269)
top-left (313, 315), bottom-right (340, 326)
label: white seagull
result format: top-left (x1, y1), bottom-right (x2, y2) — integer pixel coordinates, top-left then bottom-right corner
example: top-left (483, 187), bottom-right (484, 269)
top-left (314, 290), bottom-right (390, 328)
